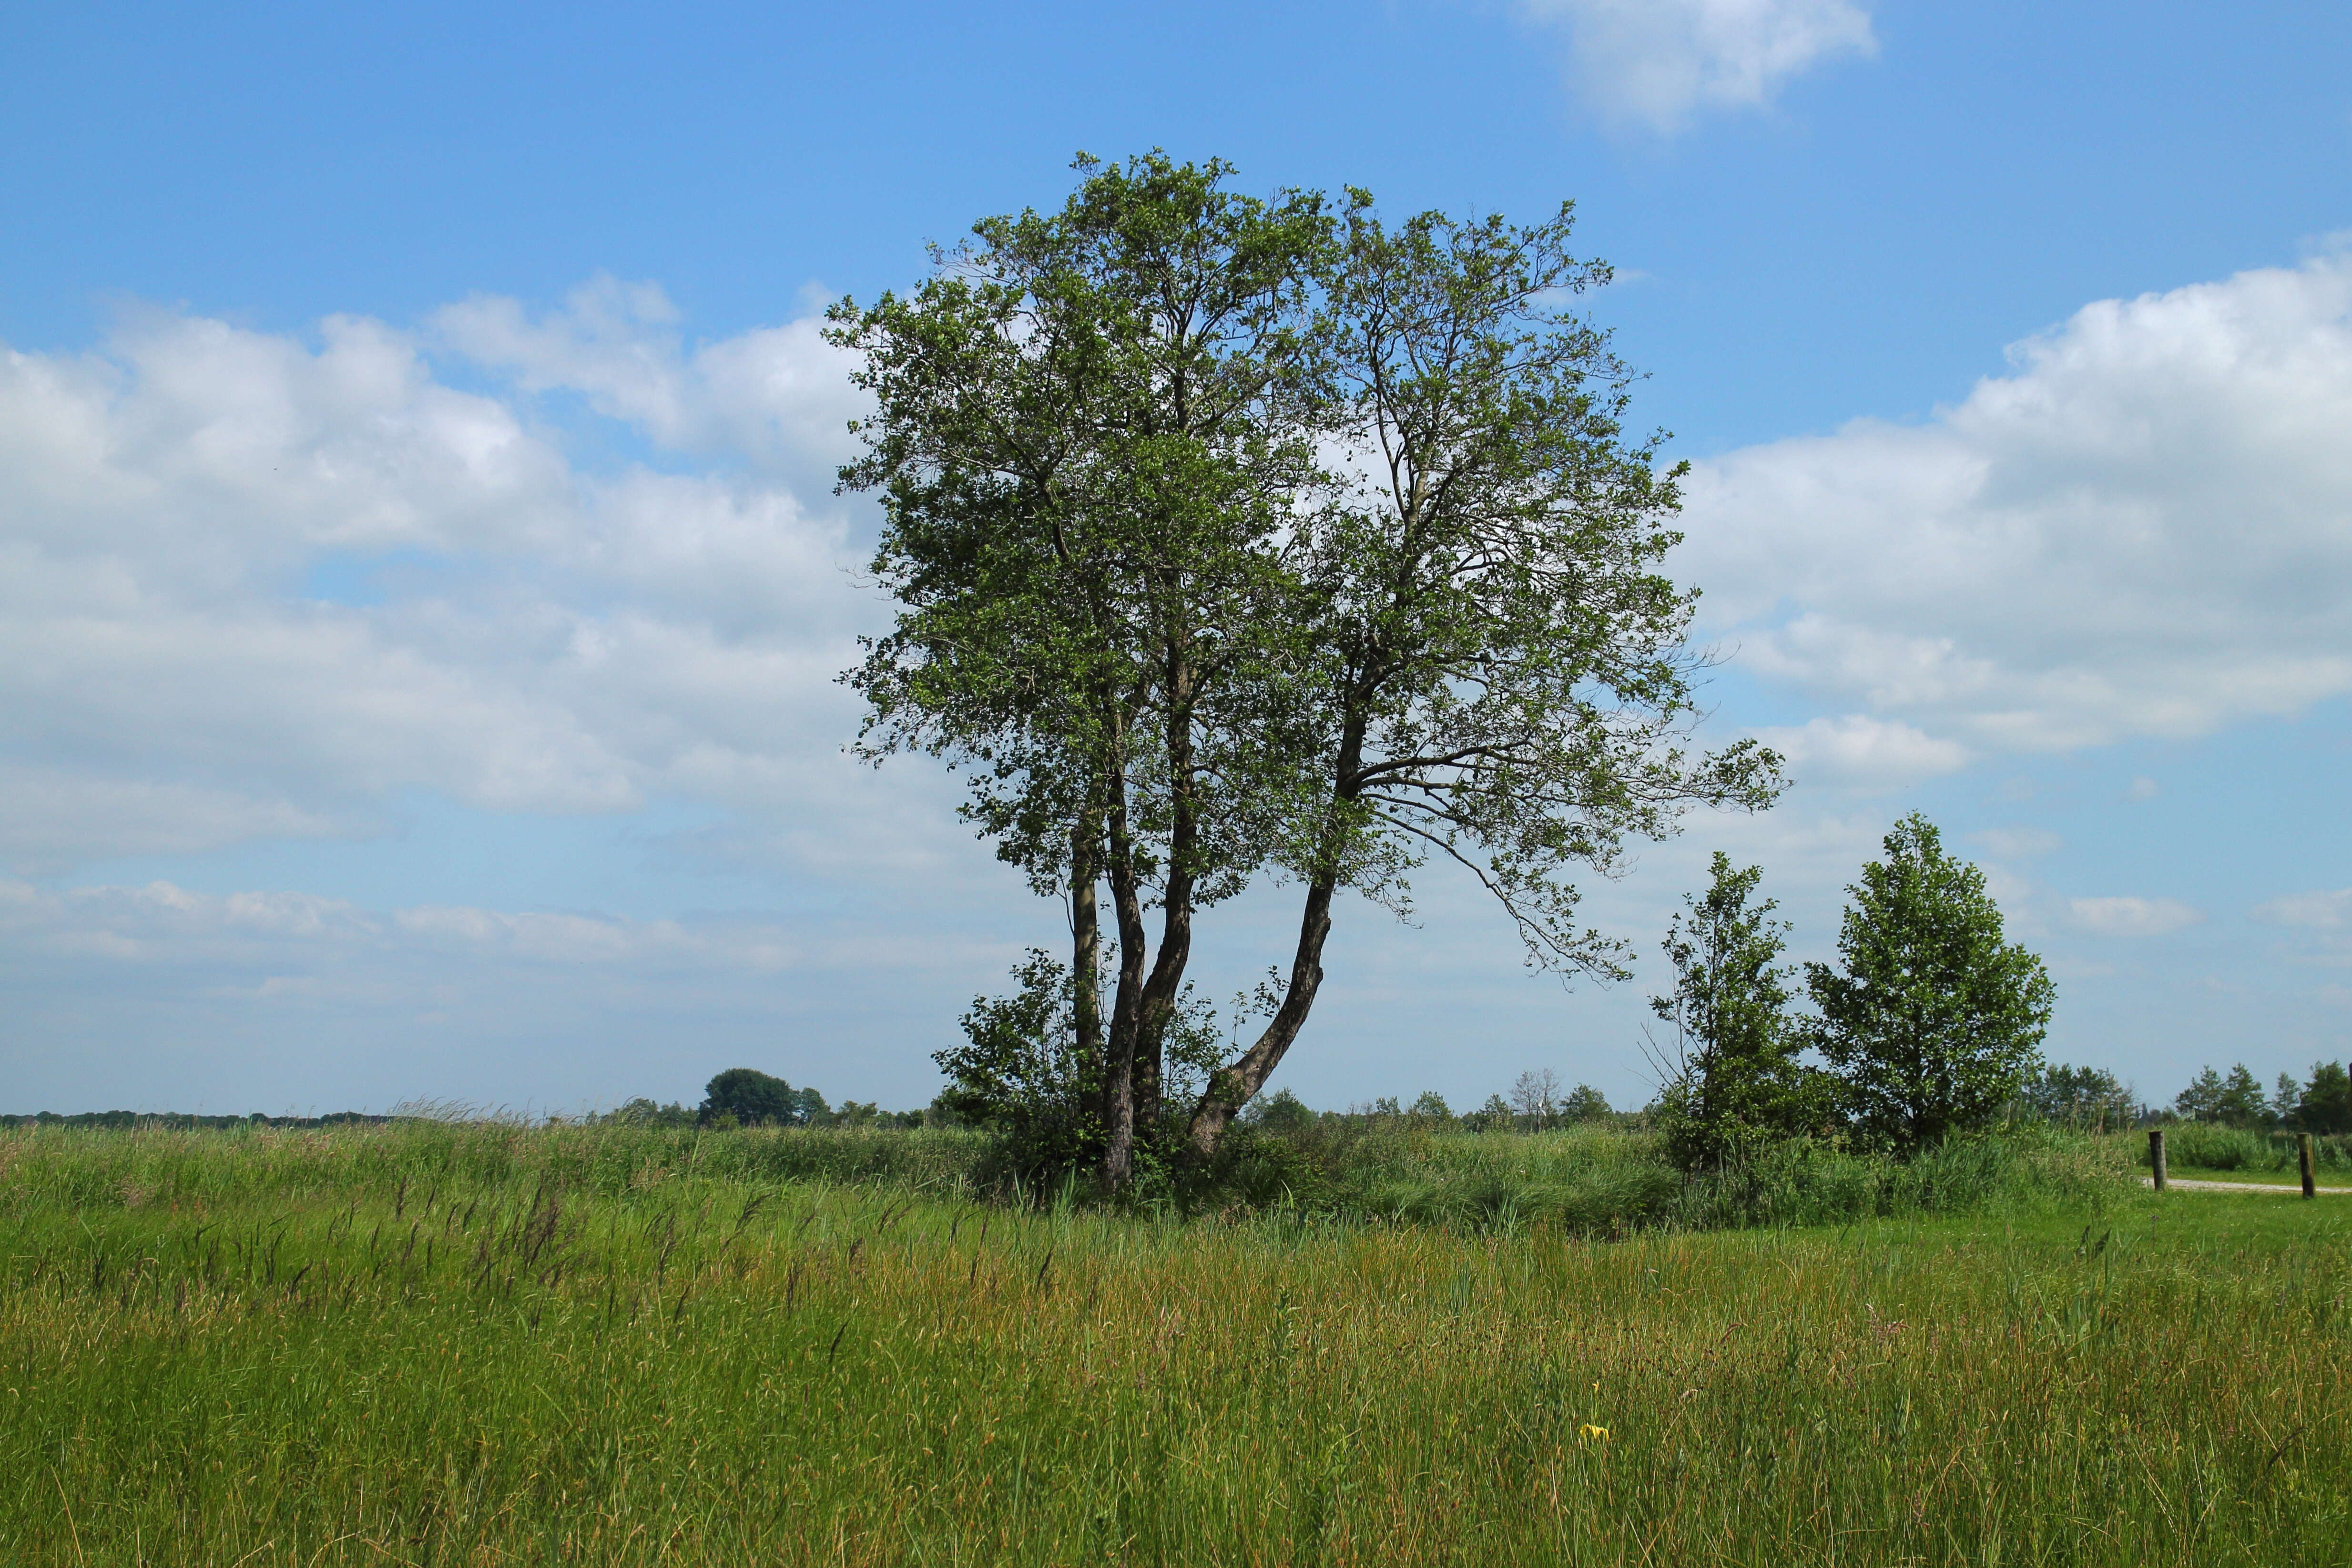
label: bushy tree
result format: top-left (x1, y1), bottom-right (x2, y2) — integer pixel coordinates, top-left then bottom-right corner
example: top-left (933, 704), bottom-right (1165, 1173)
top-left (699, 1068), bottom-right (804, 1128)
top-left (1559, 1084), bottom-right (1613, 1123)
top-left (1650, 852), bottom-right (1822, 1171)
top-left (938, 947), bottom-right (1226, 1183)
top-left (1469, 1093), bottom-right (1515, 1131)
top-left (933, 949), bottom-right (1100, 1173)
top-left (1807, 814), bottom-right (2054, 1155)
top-left (2284, 1061), bottom-right (2352, 1135)
top-left (1241, 1087), bottom-right (1316, 1134)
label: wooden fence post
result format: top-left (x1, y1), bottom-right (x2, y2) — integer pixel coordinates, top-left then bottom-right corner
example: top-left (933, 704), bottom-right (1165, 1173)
top-left (2300, 1133), bottom-right (2316, 1199)
top-left (2149, 1129), bottom-right (2167, 1192)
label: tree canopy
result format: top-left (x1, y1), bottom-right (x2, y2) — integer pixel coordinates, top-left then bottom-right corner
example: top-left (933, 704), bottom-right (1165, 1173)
top-left (1807, 814), bottom-right (2054, 1153)
top-left (699, 1068), bottom-right (824, 1128)
top-left (831, 153), bottom-right (1779, 1185)
top-left (1650, 852), bottom-right (1822, 1171)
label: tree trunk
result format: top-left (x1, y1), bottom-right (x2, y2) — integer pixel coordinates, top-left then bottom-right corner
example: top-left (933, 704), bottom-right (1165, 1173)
top-left (1100, 751), bottom-right (1151, 1188)
top-left (1132, 656), bottom-right (1199, 1138)
top-left (1186, 871), bottom-right (1337, 1157)
top-left (1069, 804), bottom-right (1104, 1091)
top-left (1183, 711), bottom-right (1364, 1158)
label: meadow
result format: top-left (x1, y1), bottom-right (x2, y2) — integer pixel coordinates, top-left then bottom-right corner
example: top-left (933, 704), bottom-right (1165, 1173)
top-left (3, 1119), bottom-right (2348, 1565)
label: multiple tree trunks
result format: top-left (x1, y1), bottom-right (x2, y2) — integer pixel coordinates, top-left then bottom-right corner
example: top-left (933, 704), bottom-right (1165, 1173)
top-left (833, 154), bottom-right (1777, 1187)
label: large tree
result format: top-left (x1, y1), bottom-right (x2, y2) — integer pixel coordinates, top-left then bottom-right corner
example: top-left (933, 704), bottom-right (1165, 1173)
top-left (834, 155), bottom-right (1779, 1183)
top-left (831, 153), bottom-right (1331, 1182)
top-left (1807, 813), bottom-right (2055, 1153)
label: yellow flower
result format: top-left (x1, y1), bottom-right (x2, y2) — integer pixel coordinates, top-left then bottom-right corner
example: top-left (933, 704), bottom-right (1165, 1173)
top-left (1579, 1423), bottom-right (1609, 1441)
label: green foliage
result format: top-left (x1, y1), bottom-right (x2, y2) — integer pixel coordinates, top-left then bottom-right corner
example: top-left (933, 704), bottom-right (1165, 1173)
top-left (2166, 1059), bottom-right (2351, 1135)
top-left (2016, 1062), bottom-right (2138, 1128)
top-left (934, 949), bottom-right (1104, 1184)
top-left (1808, 814), bottom-right (2055, 1154)
top-left (597, 1098), bottom-right (698, 1127)
top-left (698, 1067), bottom-right (825, 1128)
top-left (1242, 1086), bottom-right (1317, 1134)
top-left (1650, 852), bottom-right (1825, 1171)
top-left (1558, 1084), bottom-right (1613, 1123)
top-left (0, 1109), bottom-right (390, 1130)
top-left (2284, 1060), bottom-right (2352, 1135)
top-left (2152, 1119), bottom-right (2352, 1175)
top-left (2173, 1062), bottom-right (2273, 1127)
top-left (936, 948), bottom-right (1227, 1193)
top-left (833, 153), bottom-right (1782, 1173)
top-left (1466, 1092), bottom-right (1517, 1131)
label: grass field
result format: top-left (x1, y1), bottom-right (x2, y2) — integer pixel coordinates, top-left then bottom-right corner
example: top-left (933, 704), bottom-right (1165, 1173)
top-left (3, 1120), bottom-right (2349, 1565)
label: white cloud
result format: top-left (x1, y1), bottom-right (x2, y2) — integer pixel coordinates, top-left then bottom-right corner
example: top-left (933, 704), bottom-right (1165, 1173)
top-left (1749, 713), bottom-right (1970, 791)
top-left (0, 294), bottom-right (935, 877)
top-left (431, 275), bottom-right (866, 495)
top-left (2251, 888), bottom-right (2352, 928)
top-left (1682, 248), bottom-right (2352, 758)
top-left (0, 877), bottom-right (989, 977)
top-left (1520, 0), bottom-right (1877, 132)
top-left (2067, 896), bottom-right (2203, 937)
top-left (1974, 826), bottom-right (2063, 861)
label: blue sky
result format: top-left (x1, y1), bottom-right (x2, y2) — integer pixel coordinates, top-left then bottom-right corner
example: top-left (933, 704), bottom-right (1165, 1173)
top-left (5, 0), bottom-right (2350, 1116)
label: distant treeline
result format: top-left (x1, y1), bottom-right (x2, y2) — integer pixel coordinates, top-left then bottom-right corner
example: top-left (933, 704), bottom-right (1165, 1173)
top-left (0, 1110), bottom-right (393, 1130)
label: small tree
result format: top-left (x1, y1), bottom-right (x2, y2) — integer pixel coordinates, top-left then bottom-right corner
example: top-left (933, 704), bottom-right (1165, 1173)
top-left (1559, 1084), bottom-right (1613, 1123)
top-left (933, 950), bottom-right (1101, 1175)
top-left (1807, 814), bottom-right (2054, 1155)
top-left (2173, 1066), bottom-right (2226, 1123)
top-left (1242, 1087), bottom-right (1316, 1134)
top-left (1649, 852), bottom-right (1819, 1171)
top-left (700, 1068), bottom-right (803, 1127)
top-left (2272, 1072), bottom-right (2304, 1124)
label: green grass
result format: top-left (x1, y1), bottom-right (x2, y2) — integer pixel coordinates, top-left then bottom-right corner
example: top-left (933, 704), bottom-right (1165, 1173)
top-left (4, 1121), bottom-right (2349, 1565)
top-left (2169, 1167), bottom-right (2351, 1188)
top-left (2144, 1122), bottom-right (2352, 1176)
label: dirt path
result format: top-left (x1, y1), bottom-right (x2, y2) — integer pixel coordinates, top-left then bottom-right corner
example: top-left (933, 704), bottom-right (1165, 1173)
top-left (2143, 1176), bottom-right (2352, 1195)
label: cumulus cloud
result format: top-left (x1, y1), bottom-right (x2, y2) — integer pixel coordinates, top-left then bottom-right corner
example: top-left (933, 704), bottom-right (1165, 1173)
top-left (431, 275), bottom-right (865, 495)
top-left (2067, 896), bottom-right (2203, 937)
top-left (1974, 827), bottom-right (2063, 861)
top-left (1520, 0), bottom-right (1877, 132)
top-left (2251, 888), bottom-right (2352, 928)
top-left (0, 294), bottom-right (927, 877)
top-left (1749, 713), bottom-right (1970, 792)
top-left (0, 877), bottom-right (953, 976)
top-left (1683, 248), bottom-right (2352, 758)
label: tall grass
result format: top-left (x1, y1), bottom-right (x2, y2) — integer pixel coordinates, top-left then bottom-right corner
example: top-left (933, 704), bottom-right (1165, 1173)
top-left (3, 1119), bottom-right (2346, 1563)
top-left (1212, 1119), bottom-right (2134, 1233)
top-left (0, 1116), bottom-right (986, 1213)
top-left (2151, 1121), bottom-right (2352, 1175)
